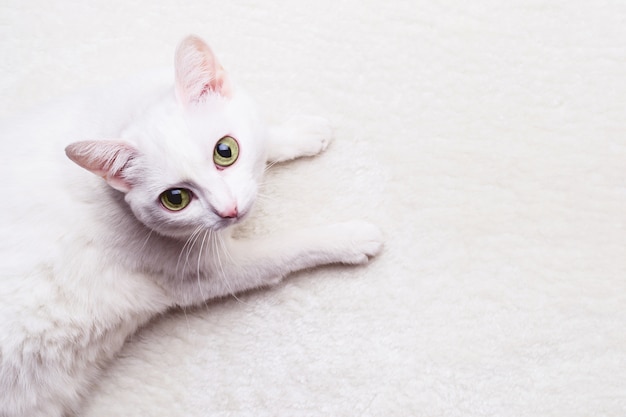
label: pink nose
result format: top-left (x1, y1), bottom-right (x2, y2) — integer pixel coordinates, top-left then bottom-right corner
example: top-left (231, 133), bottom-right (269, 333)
top-left (218, 206), bottom-right (238, 219)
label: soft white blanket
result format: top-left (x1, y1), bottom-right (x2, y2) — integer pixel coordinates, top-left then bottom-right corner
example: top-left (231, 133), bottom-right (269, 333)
top-left (1, 0), bottom-right (624, 415)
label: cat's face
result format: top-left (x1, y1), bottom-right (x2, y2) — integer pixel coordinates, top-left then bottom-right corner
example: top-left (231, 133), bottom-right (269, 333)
top-left (65, 35), bottom-right (267, 239)
top-left (121, 94), bottom-right (267, 239)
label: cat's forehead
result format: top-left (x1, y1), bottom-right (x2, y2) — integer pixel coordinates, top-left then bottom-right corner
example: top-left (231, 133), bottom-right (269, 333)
top-left (123, 93), bottom-right (264, 176)
top-left (129, 99), bottom-right (225, 145)
top-left (185, 94), bottom-right (256, 134)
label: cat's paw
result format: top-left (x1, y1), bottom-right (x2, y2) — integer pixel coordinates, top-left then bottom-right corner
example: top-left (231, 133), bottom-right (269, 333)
top-left (267, 115), bottom-right (333, 163)
top-left (289, 115), bottom-right (333, 157)
top-left (332, 220), bottom-right (384, 265)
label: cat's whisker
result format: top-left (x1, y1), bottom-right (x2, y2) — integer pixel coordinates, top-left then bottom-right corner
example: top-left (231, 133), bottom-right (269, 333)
top-left (196, 229), bottom-right (210, 309)
top-left (174, 228), bottom-right (205, 336)
top-left (181, 305), bottom-right (192, 335)
top-left (211, 231), bottom-right (228, 292)
top-left (212, 232), bottom-right (251, 307)
top-left (190, 228), bottom-right (205, 253)
top-left (256, 178), bottom-right (277, 188)
top-left (176, 226), bottom-right (204, 279)
top-left (263, 160), bottom-right (281, 172)
top-left (216, 233), bottom-right (235, 265)
top-left (176, 227), bottom-right (199, 270)
top-left (255, 193), bottom-right (279, 203)
top-left (177, 227), bottom-right (204, 303)
top-left (139, 230), bottom-right (154, 252)
top-left (207, 229), bottom-right (228, 309)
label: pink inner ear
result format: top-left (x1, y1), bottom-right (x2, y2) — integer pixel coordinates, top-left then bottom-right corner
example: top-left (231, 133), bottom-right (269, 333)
top-left (175, 35), bottom-right (232, 105)
top-left (65, 140), bottom-right (138, 193)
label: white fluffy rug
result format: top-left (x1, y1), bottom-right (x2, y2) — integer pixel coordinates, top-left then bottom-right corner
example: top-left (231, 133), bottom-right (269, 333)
top-left (1, 0), bottom-right (625, 415)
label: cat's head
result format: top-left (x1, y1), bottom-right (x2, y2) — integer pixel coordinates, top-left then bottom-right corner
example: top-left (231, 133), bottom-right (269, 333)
top-left (65, 35), bottom-right (267, 239)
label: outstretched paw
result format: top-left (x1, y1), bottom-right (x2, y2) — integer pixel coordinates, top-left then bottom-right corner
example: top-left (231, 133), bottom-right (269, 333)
top-left (332, 220), bottom-right (384, 265)
top-left (290, 115), bottom-right (332, 157)
top-left (267, 115), bottom-right (334, 163)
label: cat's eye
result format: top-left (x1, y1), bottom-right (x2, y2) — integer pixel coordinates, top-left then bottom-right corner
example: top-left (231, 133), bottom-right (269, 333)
top-left (213, 136), bottom-right (239, 168)
top-left (160, 188), bottom-right (191, 211)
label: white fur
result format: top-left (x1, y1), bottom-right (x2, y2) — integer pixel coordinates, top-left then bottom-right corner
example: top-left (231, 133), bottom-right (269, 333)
top-left (0, 36), bottom-right (382, 417)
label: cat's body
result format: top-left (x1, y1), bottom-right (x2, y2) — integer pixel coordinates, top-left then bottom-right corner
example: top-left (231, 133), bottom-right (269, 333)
top-left (0, 36), bottom-right (382, 417)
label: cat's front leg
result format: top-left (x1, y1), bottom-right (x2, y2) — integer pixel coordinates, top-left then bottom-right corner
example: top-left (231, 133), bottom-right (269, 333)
top-left (266, 115), bottom-right (333, 163)
top-left (179, 221), bottom-right (383, 303)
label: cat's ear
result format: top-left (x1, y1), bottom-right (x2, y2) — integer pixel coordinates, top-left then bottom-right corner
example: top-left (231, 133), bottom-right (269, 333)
top-left (65, 140), bottom-right (138, 193)
top-left (174, 35), bottom-right (232, 105)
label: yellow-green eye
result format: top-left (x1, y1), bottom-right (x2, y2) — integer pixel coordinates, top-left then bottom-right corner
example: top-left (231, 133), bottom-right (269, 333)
top-left (160, 188), bottom-right (191, 211)
top-left (213, 136), bottom-right (239, 167)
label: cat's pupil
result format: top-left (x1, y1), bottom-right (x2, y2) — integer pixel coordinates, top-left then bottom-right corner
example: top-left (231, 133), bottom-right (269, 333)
top-left (216, 143), bottom-right (232, 158)
top-left (166, 190), bottom-right (183, 205)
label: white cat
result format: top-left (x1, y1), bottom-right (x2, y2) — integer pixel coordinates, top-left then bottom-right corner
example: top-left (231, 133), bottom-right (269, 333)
top-left (0, 35), bottom-right (382, 417)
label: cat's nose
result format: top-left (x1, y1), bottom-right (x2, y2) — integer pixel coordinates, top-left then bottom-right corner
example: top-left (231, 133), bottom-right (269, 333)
top-left (218, 205), bottom-right (238, 219)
